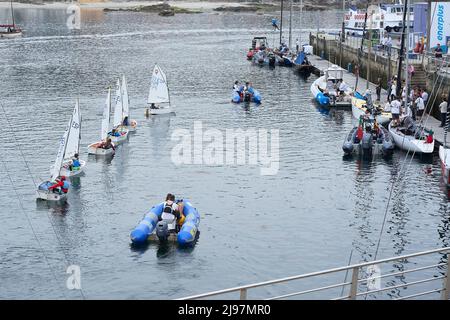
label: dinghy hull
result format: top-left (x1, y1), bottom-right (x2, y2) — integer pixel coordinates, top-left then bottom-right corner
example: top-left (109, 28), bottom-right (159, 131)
top-left (109, 130), bottom-right (128, 145)
top-left (439, 145), bottom-right (450, 186)
top-left (36, 182), bottom-right (67, 202)
top-left (59, 160), bottom-right (86, 177)
top-left (388, 122), bottom-right (434, 154)
top-left (87, 142), bottom-right (115, 156)
top-left (149, 107), bottom-right (174, 115)
top-left (0, 31), bottom-right (22, 38)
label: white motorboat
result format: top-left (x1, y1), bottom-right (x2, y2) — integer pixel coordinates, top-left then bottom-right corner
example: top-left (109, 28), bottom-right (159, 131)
top-left (351, 96), bottom-right (391, 125)
top-left (310, 65), bottom-right (353, 107)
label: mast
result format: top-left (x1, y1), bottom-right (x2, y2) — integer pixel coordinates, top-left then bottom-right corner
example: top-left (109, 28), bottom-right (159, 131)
top-left (404, 0), bottom-right (411, 112)
top-left (395, 0), bottom-right (408, 98)
top-left (355, 1), bottom-right (369, 92)
top-left (299, 0), bottom-right (303, 45)
top-left (367, 7), bottom-right (373, 90)
top-left (446, 88), bottom-right (450, 148)
top-left (288, 0), bottom-right (292, 49)
top-left (280, 0), bottom-right (283, 45)
top-left (10, 0), bottom-right (15, 27)
top-left (339, 0), bottom-right (345, 67)
top-left (77, 99), bottom-right (81, 155)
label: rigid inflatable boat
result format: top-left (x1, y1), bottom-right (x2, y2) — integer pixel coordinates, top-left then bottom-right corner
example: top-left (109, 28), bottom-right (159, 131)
top-left (130, 200), bottom-right (200, 246)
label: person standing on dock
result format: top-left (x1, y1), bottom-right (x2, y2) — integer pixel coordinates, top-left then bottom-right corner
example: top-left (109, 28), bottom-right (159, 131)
top-left (415, 93), bottom-right (425, 121)
top-left (391, 96), bottom-right (401, 125)
top-left (435, 43), bottom-right (443, 59)
top-left (421, 89), bottom-right (429, 107)
top-left (439, 97), bottom-right (448, 128)
top-left (375, 78), bottom-right (382, 102)
top-left (390, 76), bottom-right (397, 102)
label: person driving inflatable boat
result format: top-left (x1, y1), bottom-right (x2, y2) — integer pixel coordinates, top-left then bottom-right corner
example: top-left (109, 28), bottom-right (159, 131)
top-left (162, 193), bottom-right (185, 230)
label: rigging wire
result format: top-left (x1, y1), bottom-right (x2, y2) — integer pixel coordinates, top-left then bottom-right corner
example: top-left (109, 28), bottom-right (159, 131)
top-left (361, 54), bottom-right (448, 300)
top-left (0, 102), bottom-right (86, 299)
top-left (0, 153), bottom-right (68, 299)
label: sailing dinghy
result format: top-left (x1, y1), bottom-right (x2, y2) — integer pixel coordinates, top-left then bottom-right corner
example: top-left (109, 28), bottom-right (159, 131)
top-left (0, 1), bottom-right (22, 39)
top-left (121, 75), bottom-right (137, 132)
top-left (109, 79), bottom-right (129, 144)
top-left (388, 117), bottom-right (434, 154)
top-left (88, 88), bottom-right (116, 156)
top-left (37, 104), bottom-right (76, 201)
top-left (147, 64), bottom-right (174, 115)
top-left (57, 100), bottom-right (86, 176)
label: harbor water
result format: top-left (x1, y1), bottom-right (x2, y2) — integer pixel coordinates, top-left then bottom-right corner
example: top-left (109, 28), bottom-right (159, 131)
top-left (0, 7), bottom-right (449, 299)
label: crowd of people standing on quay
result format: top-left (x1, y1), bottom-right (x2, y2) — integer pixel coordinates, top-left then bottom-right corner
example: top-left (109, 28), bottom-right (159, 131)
top-left (380, 75), bottom-right (448, 128)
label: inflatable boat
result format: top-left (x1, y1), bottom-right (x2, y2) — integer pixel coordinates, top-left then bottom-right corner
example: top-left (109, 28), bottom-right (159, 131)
top-left (130, 200), bottom-right (200, 246)
top-left (343, 116), bottom-right (394, 157)
top-left (231, 86), bottom-right (262, 104)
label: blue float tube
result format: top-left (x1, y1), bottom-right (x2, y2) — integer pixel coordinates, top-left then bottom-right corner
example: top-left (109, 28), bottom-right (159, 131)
top-left (231, 91), bottom-right (241, 103)
top-left (316, 92), bottom-right (330, 106)
top-left (130, 200), bottom-right (200, 246)
top-left (248, 87), bottom-right (262, 104)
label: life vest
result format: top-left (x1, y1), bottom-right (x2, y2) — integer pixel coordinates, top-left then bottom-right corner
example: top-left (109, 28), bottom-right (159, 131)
top-left (162, 201), bottom-right (178, 220)
top-left (62, 181), bottom-right (70, 193)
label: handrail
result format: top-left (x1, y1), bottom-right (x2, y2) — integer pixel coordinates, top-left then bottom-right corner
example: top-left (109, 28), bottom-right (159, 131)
top-left (177, 247), bottom-right (450, 300)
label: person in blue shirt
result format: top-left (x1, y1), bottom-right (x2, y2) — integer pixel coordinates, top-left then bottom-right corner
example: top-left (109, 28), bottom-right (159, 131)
top-left (72, 154), bottom-right (81, 171)
top-left (108, 128), bottom-right (121, 137)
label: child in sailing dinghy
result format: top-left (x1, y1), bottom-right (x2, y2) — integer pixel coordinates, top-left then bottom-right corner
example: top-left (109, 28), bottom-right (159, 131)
top-left (43, 176), bottom-right (70, 195)
top-left (108, 127), bottom-right (126, 138)
top-left (66, 154), bottom-right (81, 172)
top-left (99, 138), bottom-right (115, 150)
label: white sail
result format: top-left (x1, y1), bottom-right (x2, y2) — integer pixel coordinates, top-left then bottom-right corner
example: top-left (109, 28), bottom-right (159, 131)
top-left (113, 79), bottom-right (123, 127)
top-left (147, 64), bottom-right (170, 104)
top-left (50, 114), bottom-right (72, 181)
top-left (101, 88), bottom-right (111, 141)
top-left (64, 100), bottom-right (81, 160)
top-left (121, 75), bottom-right (129, 118)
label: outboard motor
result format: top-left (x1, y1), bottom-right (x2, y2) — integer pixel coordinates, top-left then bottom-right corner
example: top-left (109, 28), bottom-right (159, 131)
top-left (156, 220), bottom-right (170, 241)
top-left (244, 92), bottom-right (252, 103)
top-left (269, 54), bottom-right (276, 67)
top-left (361, 131), bottom-right (373, 156)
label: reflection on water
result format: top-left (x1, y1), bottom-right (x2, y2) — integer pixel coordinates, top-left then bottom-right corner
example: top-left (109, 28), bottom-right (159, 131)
top-left (0, 7), bottom-right (449, 299)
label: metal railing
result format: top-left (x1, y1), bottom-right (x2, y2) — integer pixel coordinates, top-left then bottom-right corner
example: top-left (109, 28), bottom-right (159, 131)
top-left (178, 247), bottom-right (450, 300)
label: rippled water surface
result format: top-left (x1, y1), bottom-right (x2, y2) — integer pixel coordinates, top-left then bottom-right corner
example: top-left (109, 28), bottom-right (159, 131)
top-left (0, 7), bottom-right (449, 299)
